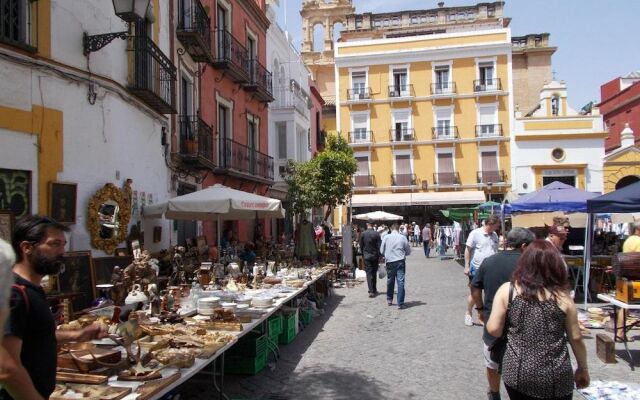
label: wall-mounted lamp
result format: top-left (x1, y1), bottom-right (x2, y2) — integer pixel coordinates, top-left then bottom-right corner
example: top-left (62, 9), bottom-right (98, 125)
top-left (83, 0), bottom-right (151, 56)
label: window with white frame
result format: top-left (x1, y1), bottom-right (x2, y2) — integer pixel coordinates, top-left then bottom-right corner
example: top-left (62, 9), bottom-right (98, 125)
top-left (393, 153), bottom-right (413, 186)
top-left (354, 155), bottom-right (371, 186)
top-left (477, 104), bottom-right (498, 137)
top-left (351, 70), bottom-right (367, 99)
top-left (390, 66), bottom-right (408, 97)
top-left (391, 109), bottom-right (412, 142)
top-left (434, 107), bottom-right (454, 138)
top-left (351, 112), bottom-right (370, 143)
top-left (477, 61), bottom-right (496, 90)
top-left (277, 122), bottom-right (287, 160)
top-left (434, 64), bottom-right (451, 93)
top-left (436, 151), bottom-right (456, 185)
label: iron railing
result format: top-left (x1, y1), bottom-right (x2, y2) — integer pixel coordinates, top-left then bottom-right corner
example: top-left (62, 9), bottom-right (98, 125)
top-left (431, 126), bottom-right (459, 140)
top-left (473, 78), bottom-right (502, 92)
top-left (128, 36), bottom-right (177, 114)
top-left (389, 128), bottom-right (415, 142)
top-left (178, 116), bottom-right (215, 167)
top-left (272, 86), bottom-right (310, 118)
top-left (388, 84), bottom-right (415, 98)
top-left (347, 87), bottom-right (372, 100)
top-left (254, 150), bottom-right (274, 181)
top-left (219, 138), bottom-right (273, 180)
top-left (353, 174), bottom-right (375, 187)
top-left (176, 0), bottom-right (212, 63)
top-left (433, 172), bottom-right (460, 185)
top-left (247, 58), bottom-right (274, 101)
top-left (213, 29), bottom-right (249, 79)
top-left (477, 170), bottom-right (505, 184)
top-left (430, 81), bottom-right (457, 95)
top-left (349, 130), bottom-right (373, 144)
top-left (391, 173), bottom-right (417, 186)
top-left (475, 124), bottom-right (503, 137)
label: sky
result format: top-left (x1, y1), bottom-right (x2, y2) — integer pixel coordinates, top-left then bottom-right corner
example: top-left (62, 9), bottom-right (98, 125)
top-left (271, 0), bottom-right (640, 109)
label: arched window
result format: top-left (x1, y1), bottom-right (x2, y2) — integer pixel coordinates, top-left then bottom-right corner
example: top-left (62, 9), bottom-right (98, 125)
top-left (313, 23), bottom-right (324, 52)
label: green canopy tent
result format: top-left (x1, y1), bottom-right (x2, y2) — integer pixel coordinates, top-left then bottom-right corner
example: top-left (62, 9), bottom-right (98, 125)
top-left (440, 208), bottom-right (491, 222)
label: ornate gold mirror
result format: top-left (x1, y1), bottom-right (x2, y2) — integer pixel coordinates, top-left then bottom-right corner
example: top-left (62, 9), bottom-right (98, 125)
top-left (87, 183), bottom-right (131, 254)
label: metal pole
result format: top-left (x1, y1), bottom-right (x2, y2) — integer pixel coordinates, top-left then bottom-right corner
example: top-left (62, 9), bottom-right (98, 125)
top-left (582, 213), bottom-right (594, 309)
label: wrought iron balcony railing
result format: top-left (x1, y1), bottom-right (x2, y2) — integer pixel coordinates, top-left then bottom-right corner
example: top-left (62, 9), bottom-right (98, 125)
top-left (388, 84), bottom-right (415, 98)
top-left (254, 150), bottom-right (274, 181)
top-left (477, 170), bottom-right (506, 184)
top-left (218, 138), bottom-right (273, 181)
top-left (353, 174), bottom-right (375, 187)
top-left (347, 87), bottom-right (372, 101)
top-left (431, 126), bottom-right (459, 140)
top-left (433, 172), bottom-right (461, 186)
top-left (245, 59), bottom-right (274, 102)
top-left (430, 82), bottom-right (457, 95)
top-left (475, 124), bottom-right (503, 138)
top-left (389, 128), bottom-right (415, 142)
top-left (176, 0), bottom-right (213, 63)
top-left (178, 116), bottom-right (215, 168)
top-left (127, 36), bottom-right (177, 114)
top-left (473, 78), bottom-right (502, 92)
top-left (349, 130), bottom-right (373, 144)
top-left (391, 173), bottom-right (417, 186)
top-left (272, 86), bottom-right (310, 118)
top-left (213, 29), bottom-right (250, 82)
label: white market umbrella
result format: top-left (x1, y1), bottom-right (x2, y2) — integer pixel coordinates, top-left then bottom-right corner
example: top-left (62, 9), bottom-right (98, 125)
top-left (142, 184), bottom-right (285, 247)
top-left (353, 210), bottom-right (403, 221)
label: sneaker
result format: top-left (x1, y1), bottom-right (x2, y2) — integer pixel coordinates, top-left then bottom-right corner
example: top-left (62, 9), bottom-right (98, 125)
top-left (464, 313), bottom-right (473, 326)
top-left (398, 304), bottom-right (406, 310)
top-left (368, 293), bottom-right (375, 298)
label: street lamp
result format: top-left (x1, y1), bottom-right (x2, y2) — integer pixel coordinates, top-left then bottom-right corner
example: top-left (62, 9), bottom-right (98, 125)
top-left (83, 0), bottom-right (151, 56)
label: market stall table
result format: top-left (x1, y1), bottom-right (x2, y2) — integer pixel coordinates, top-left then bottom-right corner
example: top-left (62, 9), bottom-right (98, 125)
top-left (596, 293), bottom-right (640, 370)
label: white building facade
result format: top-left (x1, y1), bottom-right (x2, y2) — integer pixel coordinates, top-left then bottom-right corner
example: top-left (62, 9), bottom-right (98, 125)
top-left (511, 81), bottom-right (605, 195)
top-left (0, 0), bottom-right (175, 254)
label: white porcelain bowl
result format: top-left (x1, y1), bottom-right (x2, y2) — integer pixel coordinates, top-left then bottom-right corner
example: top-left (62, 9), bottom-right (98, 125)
top-left (220, 302), bottom-right (237, 311)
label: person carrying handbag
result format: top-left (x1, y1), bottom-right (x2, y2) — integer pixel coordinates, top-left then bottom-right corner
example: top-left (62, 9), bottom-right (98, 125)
top-left (487, 240), bottom-right (589, 400)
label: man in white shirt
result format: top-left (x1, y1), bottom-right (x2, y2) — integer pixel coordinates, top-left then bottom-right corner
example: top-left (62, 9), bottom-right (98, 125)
top-left (380, 223), bottom-right (411, 309)
top-left (464, 215), bottom-right (500, 326)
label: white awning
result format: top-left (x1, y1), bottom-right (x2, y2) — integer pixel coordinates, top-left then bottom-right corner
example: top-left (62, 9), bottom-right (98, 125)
top-left (351, 191), bottom-right (486, 207)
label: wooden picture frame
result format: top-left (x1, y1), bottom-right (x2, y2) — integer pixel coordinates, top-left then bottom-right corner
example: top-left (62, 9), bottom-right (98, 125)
top-left (115, 247), bottom-right (129, 257)
top-left (58, 251), bottom-right (95, 313)
top-left (49, 182), bottom-right (77, 224)
top-left (0, 210), bottom-right (14, 242)
top-left (0, 168), bottom-right (31, 219)
top-left (91, 256), bottom-right (133, 298)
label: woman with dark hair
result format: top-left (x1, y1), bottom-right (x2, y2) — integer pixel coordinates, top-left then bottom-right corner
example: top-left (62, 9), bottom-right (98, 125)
top-left (487, 240), bottom-right (589, 400)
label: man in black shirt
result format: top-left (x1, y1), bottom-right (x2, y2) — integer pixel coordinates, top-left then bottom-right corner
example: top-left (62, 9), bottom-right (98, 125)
top-left (471, 227), bottom-right (534, 400)
top-left (2, 215), bottom-right (107, 400)
top-left (359, 220), bottom-right (382, 298)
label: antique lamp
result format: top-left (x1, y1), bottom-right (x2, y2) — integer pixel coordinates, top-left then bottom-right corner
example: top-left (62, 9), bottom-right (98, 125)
top-left (83, 0), bottom-right (151, 56)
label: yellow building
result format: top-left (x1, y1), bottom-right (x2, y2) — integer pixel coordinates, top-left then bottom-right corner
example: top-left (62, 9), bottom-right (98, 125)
top-left (335, 27), bottom-right (513, 220)
top-left (603, 124), bottom-right (640, 193)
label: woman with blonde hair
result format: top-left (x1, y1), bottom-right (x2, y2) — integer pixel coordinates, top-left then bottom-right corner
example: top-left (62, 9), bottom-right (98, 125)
top-left (487, 240), bottom-right (589, 399)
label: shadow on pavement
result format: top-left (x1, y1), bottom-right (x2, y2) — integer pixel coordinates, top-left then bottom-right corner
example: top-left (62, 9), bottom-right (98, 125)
top-left (615, 349), bottom-right (640, 368)
top-left (401, 300), bottom-right (426, 309)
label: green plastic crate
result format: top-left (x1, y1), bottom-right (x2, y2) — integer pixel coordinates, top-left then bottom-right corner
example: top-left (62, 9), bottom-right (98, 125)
top-left (278, 325), bottom-right (296, 345)
top-left (282, 312), bottom-right (297, 331)
top-left (268, 314), bottom-right (283, 336)
top-left (227, 333), bottom-right (267, 357)
top-left (225, 350), bottom-right (267, 375)
top-left (300, 309), bottom-right (313, 326)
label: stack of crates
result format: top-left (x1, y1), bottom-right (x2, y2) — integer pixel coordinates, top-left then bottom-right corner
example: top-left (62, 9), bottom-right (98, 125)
top-left (278, 310), bottom-right (298, 345)
top-left (300, 309), bottom-right (313, 326)
top-left (225, 332), bottom-right (267, 375)
top-left (267, 314), bottom-right (283, 344)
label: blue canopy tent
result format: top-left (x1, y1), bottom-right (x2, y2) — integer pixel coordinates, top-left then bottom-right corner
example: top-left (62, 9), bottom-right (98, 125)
top-left (511, 181), bottom-right (599, 213)
top-left (582, 181), bottom-right (640, 306)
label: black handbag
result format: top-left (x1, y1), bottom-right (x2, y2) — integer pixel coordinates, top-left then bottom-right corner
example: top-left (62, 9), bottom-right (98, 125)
top-left (488, 283), bottom-right (514, 368)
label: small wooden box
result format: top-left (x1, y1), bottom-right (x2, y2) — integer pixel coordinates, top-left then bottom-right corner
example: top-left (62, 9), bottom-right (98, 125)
top-left (596, 333), bottom-right (616, 364)
top-left (615, 278), bottom-right (640, 304)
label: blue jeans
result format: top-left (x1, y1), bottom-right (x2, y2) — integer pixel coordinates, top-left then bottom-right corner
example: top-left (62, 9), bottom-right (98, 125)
top-left (386, 260), bottom-right (406, 305)
top-left (423, 240), bottom-right (431, 257)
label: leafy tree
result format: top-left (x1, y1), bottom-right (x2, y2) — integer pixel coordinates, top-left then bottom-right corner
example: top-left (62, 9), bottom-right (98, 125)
top-left (284, 134), bottom-right (357, 221)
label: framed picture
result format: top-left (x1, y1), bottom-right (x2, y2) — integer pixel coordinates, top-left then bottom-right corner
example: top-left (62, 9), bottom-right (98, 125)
top-left (58, 251), bottom-right (95, 313)
top-left (91, 256), bottom-right (133, 298)
top-left (49, 182), bottom-right (77, 224)
top-left (0, 210), bottom-right (14, 242)
top-left (115, 247), bottom-right (129, 257)
top-left (0, 168), bottom-right (31, 219)
top-left (130, 239), bottom-right (141, 259)
top-left (153, 226), bottom-right (162, 243)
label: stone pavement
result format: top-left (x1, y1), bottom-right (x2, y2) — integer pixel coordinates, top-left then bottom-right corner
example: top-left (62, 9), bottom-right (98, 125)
top-left (179, 249), bottom-right (640, 399)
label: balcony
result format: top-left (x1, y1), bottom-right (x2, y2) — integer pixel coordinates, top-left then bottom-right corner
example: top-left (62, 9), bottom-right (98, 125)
top-left (245, 59), bottom-right (274, 103)
top-left (391, 173), bottom-right (417, 186)
top-left (213, 29), bottom-right (250, 83)
top-left (431, 126), bottom-right (459, 140)
top-left (388, 84), bottom-right (415, 98)
top-left (474, 78), bottom-right (502, 93)
top-left (272, 86), bottom-right (310, 119)
top-left (218, 138), bottom-right (273, 182)
top-left (475, 124), bottom-right (503, 138)
top-left (433, 172), bottom-right (460, 186)
top-left (353, 174), bottom-right (375, 188)
top-left (178, 116), bottom-right (215, 169)
top-left (347, 88), bottom-right (372, 101)
top-left (349, 130), bottom-right (373, 146)
top-left (127, 36), bottom-right (177, 114)
top-left (430, 82), bottom-right (457, 96)
top-left (477, 170), bottom-right (506, 184)
top-left (176, 0), bottom-right (213, 63)
top-left (389, 128), bottom-right (415, 142)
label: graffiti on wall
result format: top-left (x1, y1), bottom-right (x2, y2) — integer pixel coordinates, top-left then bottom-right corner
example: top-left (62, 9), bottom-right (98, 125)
top-left (0, 168), bottom-right (31, 218)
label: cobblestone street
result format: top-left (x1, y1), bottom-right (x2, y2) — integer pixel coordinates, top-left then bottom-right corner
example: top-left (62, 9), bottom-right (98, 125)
top-left (179, 249), bottom-right (639, 399)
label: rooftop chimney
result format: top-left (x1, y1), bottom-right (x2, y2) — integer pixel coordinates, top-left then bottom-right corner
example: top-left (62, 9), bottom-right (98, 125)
top-left (620, 123), bottom-right (635, 149)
